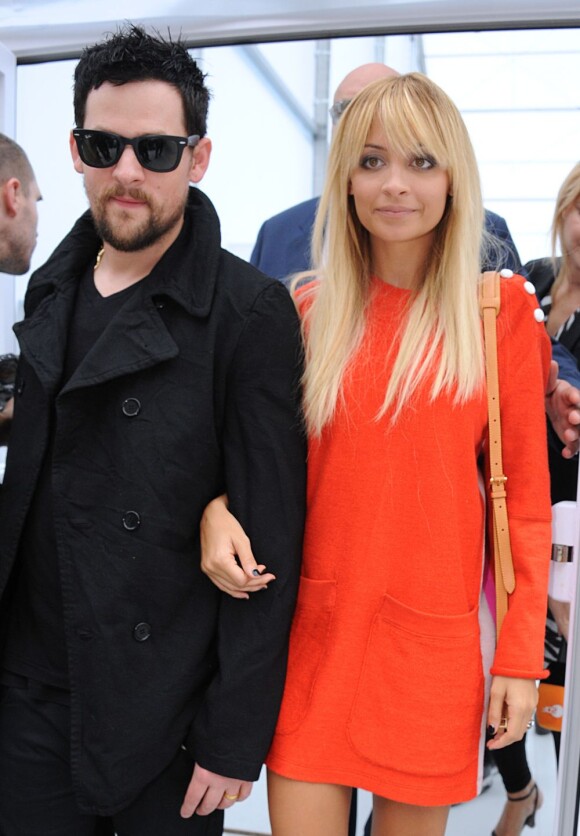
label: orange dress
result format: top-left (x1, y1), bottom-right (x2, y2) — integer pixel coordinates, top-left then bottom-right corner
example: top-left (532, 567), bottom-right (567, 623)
top-left (266, 275), bottom-right (552, 805)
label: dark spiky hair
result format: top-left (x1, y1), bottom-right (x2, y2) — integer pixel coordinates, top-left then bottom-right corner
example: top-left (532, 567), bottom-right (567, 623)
top-left (73, 23), bottom-right (210, 136)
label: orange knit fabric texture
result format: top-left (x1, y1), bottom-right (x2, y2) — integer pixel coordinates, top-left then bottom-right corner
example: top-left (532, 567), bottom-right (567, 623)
top-left (266, 275), bottom-right (552, 805)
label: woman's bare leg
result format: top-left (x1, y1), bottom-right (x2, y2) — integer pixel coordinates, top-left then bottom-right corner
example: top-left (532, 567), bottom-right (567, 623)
top-left (371, 796), bottom-right (450, 836)
top-left (267, 769), bottom-right (352, 836)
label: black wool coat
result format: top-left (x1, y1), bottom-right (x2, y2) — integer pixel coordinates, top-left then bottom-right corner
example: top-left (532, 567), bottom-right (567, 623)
top-left (0, 188), bottom-right (306, 814)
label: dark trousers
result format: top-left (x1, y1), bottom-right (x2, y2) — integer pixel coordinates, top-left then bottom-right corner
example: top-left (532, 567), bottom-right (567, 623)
top-left (0, 684), bottom-right (223, 836)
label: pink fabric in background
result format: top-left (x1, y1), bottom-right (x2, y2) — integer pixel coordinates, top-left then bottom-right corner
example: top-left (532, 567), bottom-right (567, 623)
top-left (483, 558), bottom-right (496, 624)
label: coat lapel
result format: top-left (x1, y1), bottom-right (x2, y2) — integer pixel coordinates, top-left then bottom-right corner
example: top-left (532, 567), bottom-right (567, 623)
top-left (61, 296), bottom-right (179, 394)
top-left (14, 188), bottom-right (222, 397)
top-left (14, 275), bottom-right (79, 397)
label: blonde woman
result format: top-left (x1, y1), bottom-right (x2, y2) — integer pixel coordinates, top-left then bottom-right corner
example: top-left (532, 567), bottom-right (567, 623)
top-left (201, 74), bottom-right (552, 835)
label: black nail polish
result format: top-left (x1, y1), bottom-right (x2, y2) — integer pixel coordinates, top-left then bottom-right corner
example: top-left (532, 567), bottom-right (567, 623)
top-left (252, 569), bottom-right (261, 577)
top-left (486, 725), bottom-right (496, 739)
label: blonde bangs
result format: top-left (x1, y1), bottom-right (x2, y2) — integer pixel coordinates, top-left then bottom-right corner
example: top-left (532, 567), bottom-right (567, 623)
top-left (373, 84), bottom-right (451, 174)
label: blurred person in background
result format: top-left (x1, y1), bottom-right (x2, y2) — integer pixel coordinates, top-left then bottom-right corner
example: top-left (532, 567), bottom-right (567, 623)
top-left (0, 132), bottom-right (41, 277)
top-left (0, 133), bottom-right (41, 442)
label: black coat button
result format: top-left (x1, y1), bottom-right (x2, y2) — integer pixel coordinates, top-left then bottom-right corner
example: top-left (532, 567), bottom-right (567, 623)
top-left (122, 511), bottom-right (141, 531)
top-left (122, 398), bottom-right (141, 417)
top-left (133, 622), bottom-right (152, 642)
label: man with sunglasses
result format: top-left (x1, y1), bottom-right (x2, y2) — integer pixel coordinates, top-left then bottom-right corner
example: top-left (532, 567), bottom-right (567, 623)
top-left (0, 24), bottom-right (305, 836)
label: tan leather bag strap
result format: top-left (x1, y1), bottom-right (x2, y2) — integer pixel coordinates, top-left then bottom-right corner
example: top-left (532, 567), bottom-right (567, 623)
top-left (479, 271), bottom-right (516, 639)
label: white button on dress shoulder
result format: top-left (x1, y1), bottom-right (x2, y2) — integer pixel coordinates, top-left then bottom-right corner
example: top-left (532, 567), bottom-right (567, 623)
top-left (500, 268), bottom-right (514, 278)
top-left (534, 308), bottom-right (545, 323)
top-left (524, 281), bottom-right (536, 295)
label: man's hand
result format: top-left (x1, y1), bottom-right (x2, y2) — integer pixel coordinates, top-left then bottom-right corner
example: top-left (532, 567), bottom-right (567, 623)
top-left (545, 362), bottom-right (580, 458)
top-left (180, 763), bottom-right (253, 818)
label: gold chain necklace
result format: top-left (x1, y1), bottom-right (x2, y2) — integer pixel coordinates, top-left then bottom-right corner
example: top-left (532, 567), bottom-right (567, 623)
top-left (94, 246), bottom-right (105, 270)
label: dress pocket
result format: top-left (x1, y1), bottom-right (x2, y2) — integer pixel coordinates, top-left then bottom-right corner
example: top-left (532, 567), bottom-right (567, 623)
top-left (275, 576), bottom-right (337, 735)
top-left (347, 594), bottom-right (483, 776)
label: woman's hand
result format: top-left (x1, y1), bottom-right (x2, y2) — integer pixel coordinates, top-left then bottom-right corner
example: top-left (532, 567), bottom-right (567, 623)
top-left (486, 676), bottom-right (538, 750)
top-left (200, 495), bottom-right (276, 599)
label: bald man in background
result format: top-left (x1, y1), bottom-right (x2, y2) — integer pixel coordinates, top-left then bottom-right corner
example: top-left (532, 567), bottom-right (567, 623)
top-left (0, 133), bottom-right (41, 437)
top-left (0, 133), bottom-right (41, 277)
top-left (250, 62), bottom-right (522, 280)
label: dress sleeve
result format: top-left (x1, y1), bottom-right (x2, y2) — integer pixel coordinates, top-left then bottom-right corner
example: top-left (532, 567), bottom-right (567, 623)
top-left (187, 280), bottom-right (307, 779)
top-left (489, 275), bottom-right (552, 679)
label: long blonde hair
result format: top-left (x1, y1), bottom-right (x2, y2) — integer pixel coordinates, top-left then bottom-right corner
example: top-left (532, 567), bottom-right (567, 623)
top-left (550, 161), bottom-right (580, 300)
top-left (299, 73), bottom-right (485, 436)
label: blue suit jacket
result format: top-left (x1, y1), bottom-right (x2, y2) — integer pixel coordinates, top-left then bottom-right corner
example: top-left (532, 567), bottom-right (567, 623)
top-left (250, 196), bottom-right (523, 280)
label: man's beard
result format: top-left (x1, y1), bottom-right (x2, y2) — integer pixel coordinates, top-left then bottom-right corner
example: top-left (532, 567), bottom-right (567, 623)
top-left (89, 186), bottom-right (187, 252)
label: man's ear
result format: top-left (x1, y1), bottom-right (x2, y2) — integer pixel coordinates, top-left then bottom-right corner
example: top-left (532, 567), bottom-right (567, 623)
top-left (70, 130), bottom-right (84, 174)
top-left (188, 137), bottom-right (212, 184)
top-left (1, 178), bottom-right (21, 217)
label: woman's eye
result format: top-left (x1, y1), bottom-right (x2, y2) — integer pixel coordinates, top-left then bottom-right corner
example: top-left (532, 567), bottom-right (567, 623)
top-left (412, 156), bottom-right (436, 170)
top-left (361, 155), bottom-right (384, 170)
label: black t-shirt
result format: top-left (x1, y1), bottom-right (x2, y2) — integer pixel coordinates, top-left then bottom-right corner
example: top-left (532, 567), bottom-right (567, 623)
top-left (1, 265), bottom-right (140, 692)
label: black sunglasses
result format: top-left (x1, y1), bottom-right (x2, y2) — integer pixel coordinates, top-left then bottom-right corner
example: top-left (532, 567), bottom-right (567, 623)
top-left (72, 129), bottom-right (200, 173)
